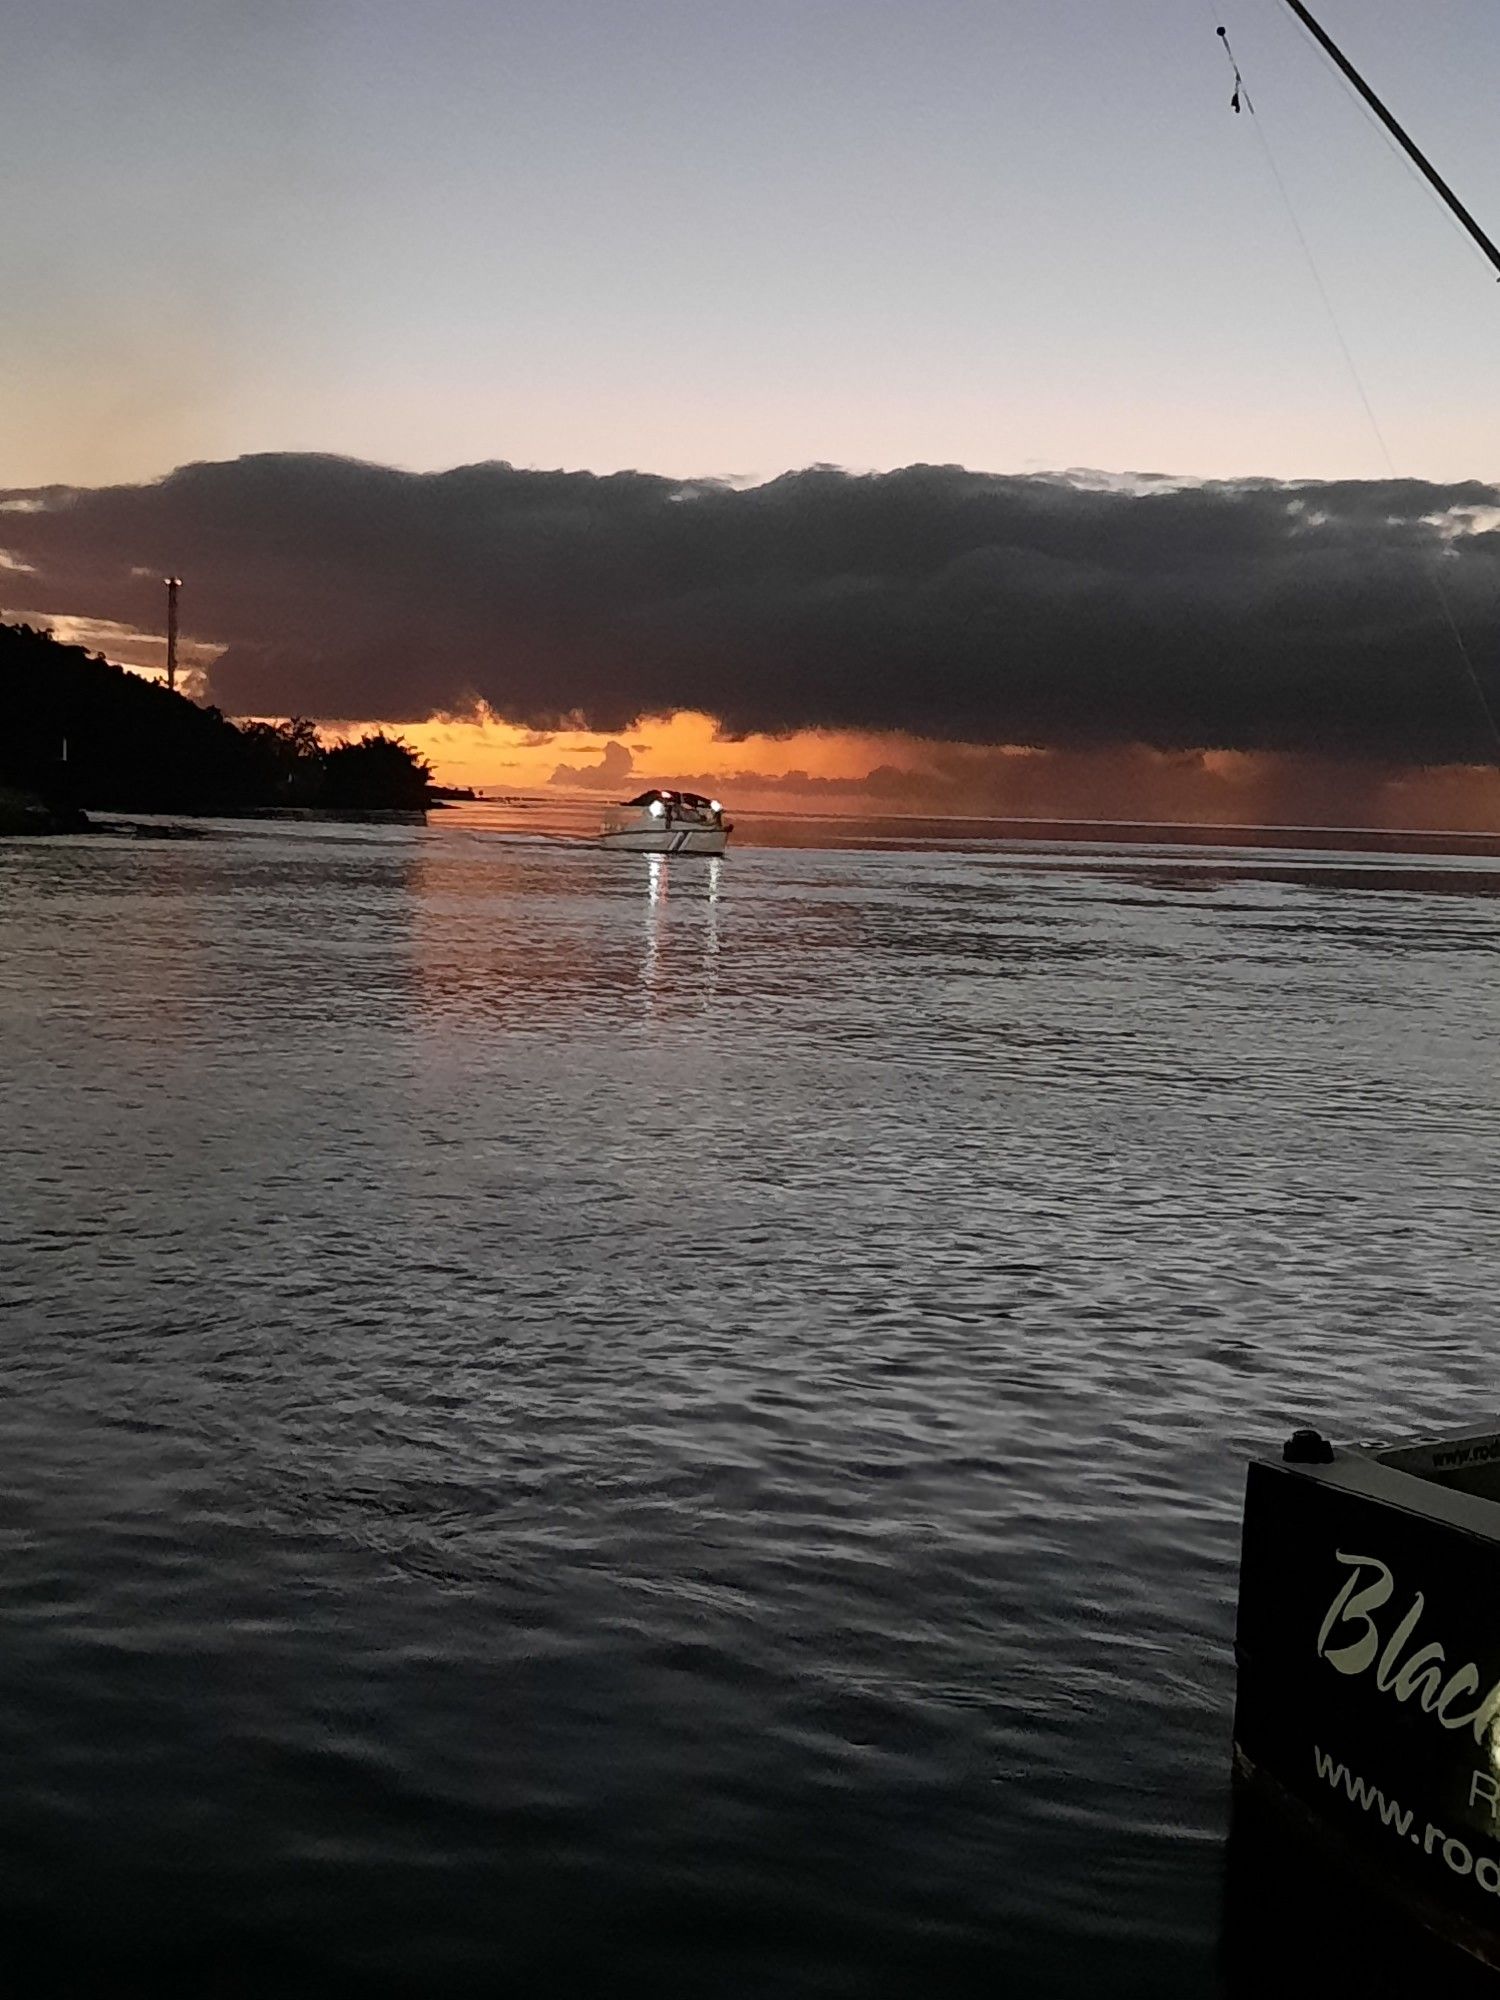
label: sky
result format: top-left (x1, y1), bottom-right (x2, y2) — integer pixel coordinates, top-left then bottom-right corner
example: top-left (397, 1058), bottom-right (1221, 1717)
top-left (5, 0), bottom-right (1500, 820)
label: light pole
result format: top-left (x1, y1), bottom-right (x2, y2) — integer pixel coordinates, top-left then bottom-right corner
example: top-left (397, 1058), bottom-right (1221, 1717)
top-left (164, 575), bottom-right (181, 692)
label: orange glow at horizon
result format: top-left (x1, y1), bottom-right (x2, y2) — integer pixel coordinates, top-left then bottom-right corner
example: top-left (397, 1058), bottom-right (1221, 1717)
top-left (384, 709), bottom-right (905, 795)
top-left (331, 707), bottom-right (1500, 835)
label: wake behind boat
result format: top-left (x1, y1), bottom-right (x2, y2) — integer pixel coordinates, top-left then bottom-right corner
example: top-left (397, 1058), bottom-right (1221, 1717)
top-left (600, 789), bottom-right (731, 855)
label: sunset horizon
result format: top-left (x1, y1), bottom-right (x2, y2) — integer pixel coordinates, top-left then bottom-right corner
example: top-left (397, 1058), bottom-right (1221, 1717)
top-left (10, 0), bottom-right (1500, 834)
top-left (8, 443), bottom-right (1500, 833)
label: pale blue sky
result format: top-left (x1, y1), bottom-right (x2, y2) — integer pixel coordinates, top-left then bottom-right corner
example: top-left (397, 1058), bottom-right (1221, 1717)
top-left (4, 0), bottom-right (1499, 487)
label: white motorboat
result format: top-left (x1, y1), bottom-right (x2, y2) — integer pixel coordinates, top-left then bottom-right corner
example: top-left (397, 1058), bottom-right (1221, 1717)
top-left (600, 789), bottom-right (731, 855)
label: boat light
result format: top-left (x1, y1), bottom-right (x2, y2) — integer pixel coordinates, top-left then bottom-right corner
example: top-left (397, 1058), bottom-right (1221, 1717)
top-left (648, 799), bottom-right (665, 817)
top-left (709, 799), bottom-right (721, 814)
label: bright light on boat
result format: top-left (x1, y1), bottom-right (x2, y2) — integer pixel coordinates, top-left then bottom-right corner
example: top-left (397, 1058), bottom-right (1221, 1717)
top-left (709, 800), bottom-right (721, 813)
top-left (648, 799), bottom-right (665, 817)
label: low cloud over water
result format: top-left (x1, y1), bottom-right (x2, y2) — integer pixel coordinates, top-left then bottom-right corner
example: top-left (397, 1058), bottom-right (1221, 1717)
top-left (5, 453), bottom-right (1500, 769)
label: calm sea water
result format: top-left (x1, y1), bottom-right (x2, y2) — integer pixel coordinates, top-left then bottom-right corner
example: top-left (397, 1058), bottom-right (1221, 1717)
top-left (4, 811), bottom-right (1500, 1996)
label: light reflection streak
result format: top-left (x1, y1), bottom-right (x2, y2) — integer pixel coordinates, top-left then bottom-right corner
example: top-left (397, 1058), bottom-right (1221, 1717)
top-left (641, 853), bottom-right (722, 1014)
top-left (643, 853), bottom-right (667, 1002)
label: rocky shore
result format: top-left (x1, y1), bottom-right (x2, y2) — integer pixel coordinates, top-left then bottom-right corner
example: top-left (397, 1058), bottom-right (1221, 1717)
top-left (0, 786), bottom-right (89, 835)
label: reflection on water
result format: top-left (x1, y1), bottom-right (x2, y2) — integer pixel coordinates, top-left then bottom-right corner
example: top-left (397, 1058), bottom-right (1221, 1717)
top-left (642, 852), bottom-right (721, 1012)
top-left (402, 842), bottom-right (728, 1032)
top-left (644, 850), bottom-right (667, 1001)
top-left (3, 816), bottom-right (1500, 1995)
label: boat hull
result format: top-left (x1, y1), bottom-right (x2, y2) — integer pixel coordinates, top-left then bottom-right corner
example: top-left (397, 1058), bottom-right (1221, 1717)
top-left (599, 824), bottom-right (728, 855)
top-left (1233, 1424), bottom-right (1500, 1973)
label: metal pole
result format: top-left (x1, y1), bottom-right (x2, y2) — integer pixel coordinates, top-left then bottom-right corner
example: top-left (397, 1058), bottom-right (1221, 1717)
top-left (1279, 0), bottom-right (1500, 280)
top-left (164, 576), bottom-right (181, 692)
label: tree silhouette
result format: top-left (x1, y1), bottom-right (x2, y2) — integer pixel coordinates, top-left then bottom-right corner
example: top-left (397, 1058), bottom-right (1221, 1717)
top-left (320, 731), bottom-right (433, 812)
top-left (240, 716), bottom-right (326, 804)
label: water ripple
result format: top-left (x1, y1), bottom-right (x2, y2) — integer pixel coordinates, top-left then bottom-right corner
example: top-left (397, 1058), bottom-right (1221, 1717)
top-left (3, 824), bottom-right (1499, 1993)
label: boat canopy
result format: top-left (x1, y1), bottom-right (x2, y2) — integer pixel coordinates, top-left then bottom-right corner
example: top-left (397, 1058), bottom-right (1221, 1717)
top-left (624, 789), bottom-right (717, 809)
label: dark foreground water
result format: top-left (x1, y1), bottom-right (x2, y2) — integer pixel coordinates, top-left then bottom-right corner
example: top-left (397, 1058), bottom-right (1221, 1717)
top-left (4, 814), bottom-right (1500, 1996)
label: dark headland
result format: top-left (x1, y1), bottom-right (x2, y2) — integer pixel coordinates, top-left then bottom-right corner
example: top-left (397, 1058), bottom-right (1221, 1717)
top-left (0, 621), bottom-right (435, 829)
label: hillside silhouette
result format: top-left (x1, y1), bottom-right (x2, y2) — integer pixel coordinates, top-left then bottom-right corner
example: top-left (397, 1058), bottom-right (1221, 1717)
top-left (0, 623), bottom-right (432, 822)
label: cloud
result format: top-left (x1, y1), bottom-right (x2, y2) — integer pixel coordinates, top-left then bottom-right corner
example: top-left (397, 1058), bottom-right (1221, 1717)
top-left (4, 451), bottom-right (1500, 766)
top-left (549, 738), bottom-right (633, 788)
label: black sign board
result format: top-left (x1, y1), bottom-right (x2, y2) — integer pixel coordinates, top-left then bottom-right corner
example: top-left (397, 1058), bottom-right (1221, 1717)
top-left (1235, 1430), bottom-right (1500, 1968)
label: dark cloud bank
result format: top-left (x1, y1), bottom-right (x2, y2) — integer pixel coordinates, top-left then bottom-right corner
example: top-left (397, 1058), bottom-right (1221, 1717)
top-left (5, 453), bottom-right (1500, 766)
